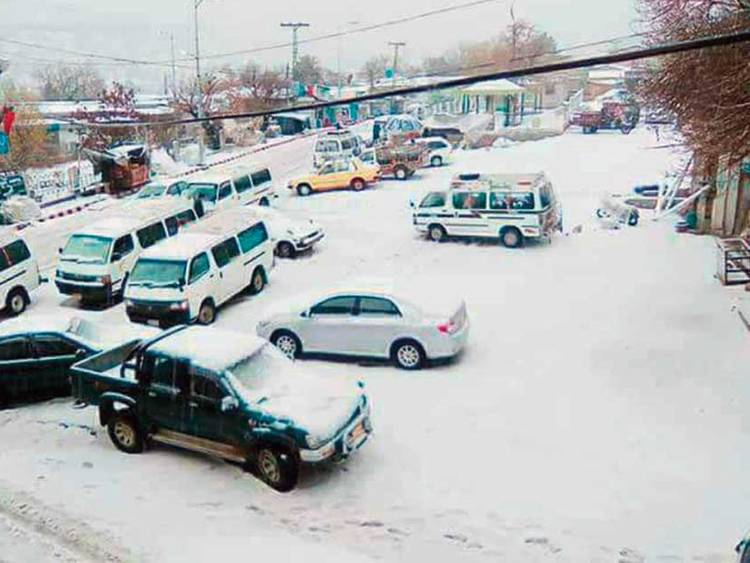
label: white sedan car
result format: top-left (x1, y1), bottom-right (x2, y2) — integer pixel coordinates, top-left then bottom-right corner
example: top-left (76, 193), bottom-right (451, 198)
top-left (256, 289), bottom-right (469, 370)
top-left (249, 206), bottom-right (324, 258)
top-left (415, 136), bottom-right (453, 167)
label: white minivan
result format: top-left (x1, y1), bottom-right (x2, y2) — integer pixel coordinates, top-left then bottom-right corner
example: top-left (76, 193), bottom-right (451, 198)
top-left (313, 130), bottom-right (359, 168)
top-left (182, 164), bottom-right (276, 215)
top-left (125, 207), bottom-right (274, 326)
top-left (412, 172), bottom-right (563, 248)
top-left (0, 229), bottom-right (41, 316)
top-left (55, 199), bottom-right (198, 306)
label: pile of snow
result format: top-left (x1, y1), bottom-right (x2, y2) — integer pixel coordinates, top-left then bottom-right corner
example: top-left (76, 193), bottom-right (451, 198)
top-left (150, 148), bottom-right (189, 177)
top-left (1, 196), bottom-right (41, 223)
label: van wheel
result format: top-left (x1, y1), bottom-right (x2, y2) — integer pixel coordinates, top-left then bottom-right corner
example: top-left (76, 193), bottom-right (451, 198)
top-left (394, 166), bottom-right (408, 180)
top-left (6, 288), bottom-right (28, 316)
top-left (107, 412), bottom-right (144, 454)
top-left (428, 224), bottom-right (447, 243)
top-left (431, 155), bottom-right (443, 167)
top-left (255, 446), bottom-right (299, 492)
top-left (271, 330), bottom-right (301, 359)
top-left (276, 241), bottom-right (295, 259)
top-left (500, 227), bottom-right (523, 248)
top-left (197, 299), bottom-right (216, 325)
top-left (392, 339), bottom-right (425, 370)
top-left (297, 184), bottom-right (312, 197)
top-left (259, 197), bottom-right (270, 206)
top-left (351, 178), bottom-right (366, 191)
top-left (249, 268), bottom-right (266, 295)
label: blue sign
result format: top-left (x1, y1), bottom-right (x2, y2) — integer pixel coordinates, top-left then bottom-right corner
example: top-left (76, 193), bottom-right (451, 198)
top-left (384, 68), bottom-right (394, 79)
top-left (0, 132), bottom-right (8, 156)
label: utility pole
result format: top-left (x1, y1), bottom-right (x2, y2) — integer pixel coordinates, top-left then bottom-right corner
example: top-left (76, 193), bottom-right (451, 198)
top-left (388, 41), bottom-right (406, 88)
top-left (194, 0), bottom-right (206, 164)
top-left (280, 22), bottom-right (310, 99)
top-left (170, 32), bottom-right (177, 96)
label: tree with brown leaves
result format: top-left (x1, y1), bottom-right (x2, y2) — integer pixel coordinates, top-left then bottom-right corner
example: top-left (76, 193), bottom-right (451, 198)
top-left (638, 0), bottom-right (750, 165)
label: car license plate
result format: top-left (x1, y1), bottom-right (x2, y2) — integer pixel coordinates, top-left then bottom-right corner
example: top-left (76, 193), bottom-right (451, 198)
top-left (147, 319), bottom-right (160, 327)
top-left (349, 422), bottom-right (366, 441)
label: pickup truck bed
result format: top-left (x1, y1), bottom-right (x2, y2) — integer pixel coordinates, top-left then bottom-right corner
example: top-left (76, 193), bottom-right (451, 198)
top-left (72, 340), bottom-right (141, 406)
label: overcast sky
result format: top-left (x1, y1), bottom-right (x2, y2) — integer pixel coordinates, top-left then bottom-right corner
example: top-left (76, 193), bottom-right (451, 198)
top-left (0, 0), bottom-right (639, 92)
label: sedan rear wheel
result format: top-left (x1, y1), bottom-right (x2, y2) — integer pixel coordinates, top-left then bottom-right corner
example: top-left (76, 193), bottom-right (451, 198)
top-left (393, 340), bottom-right (425, 370)
top-left (297, 184), bottom-right (312, 197)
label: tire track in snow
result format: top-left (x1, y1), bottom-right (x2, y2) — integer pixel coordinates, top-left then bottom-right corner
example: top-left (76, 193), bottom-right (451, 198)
top-left (0, 479), bottom-right (132, 562)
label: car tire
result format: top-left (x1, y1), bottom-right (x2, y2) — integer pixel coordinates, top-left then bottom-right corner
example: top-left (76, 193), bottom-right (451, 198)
top-left (394, 166), bottom-right (408, 181)
top-left (259, 197), bottom-right (270, 206)
top-left (107, 411), bottom-right (144, 454)
top-left (351, 178), bottom-right (366, 191)
top-left (271, 330), bottom-right (302, 359)
top-left (197, 299), bottom-right (216, 325)
top-left (392, 339), bottom-right (425, 370)
top-left (430, 155), bottom-right (443, 167)
top-left (428, 224), bottom-right (447, 243)
top-left (297, 184), bottom-right (312, 197)
top-left (6, 288), bottom-right (28, 316)
top-left (249, 268), bottom-right (266, 295)
top-left (117, 274), bottom-right (129, 302)
top-left (276, 241), bottom-right (296, 259)
top-left (628, 211), bottom-right (640, 226)
top-left (500, 227), bottom-right (523, 248)
top-left (255, 446), bottom-right (299, 492)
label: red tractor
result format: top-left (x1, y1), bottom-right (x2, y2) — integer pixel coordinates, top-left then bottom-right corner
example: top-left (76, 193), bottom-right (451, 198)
top-left (572, 101), bottom-right (640, 135)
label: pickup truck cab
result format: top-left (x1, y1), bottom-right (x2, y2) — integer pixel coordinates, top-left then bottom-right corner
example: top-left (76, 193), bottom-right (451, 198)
top-left (71, 325), bottom-right (372, 492)
top-left (359, 144), bottom-right (428, 180)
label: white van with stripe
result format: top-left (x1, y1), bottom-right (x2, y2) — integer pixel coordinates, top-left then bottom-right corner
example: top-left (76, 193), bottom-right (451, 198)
top-left (124, 207), bottom-right (274, 327)
top-left (412, 172), bottom-right (562, 248)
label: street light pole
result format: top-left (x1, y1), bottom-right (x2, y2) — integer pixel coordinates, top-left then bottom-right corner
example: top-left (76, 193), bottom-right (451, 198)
top-left (194, 0), bottom-right (205, 164)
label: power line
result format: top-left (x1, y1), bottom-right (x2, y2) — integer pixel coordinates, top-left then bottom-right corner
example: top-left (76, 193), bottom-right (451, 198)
top-left (0, 37), bottom-right (190, 69)
top-left (175, 0), bottom-right (501, 63)
top-left (74, 29), bottom-right (750, 128)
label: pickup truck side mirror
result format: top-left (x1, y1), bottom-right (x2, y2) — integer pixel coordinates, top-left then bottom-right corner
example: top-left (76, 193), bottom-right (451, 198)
top-left (75, 348), bottom-right (88, 361)
top-left (221, 395), bottom-right (239, 413)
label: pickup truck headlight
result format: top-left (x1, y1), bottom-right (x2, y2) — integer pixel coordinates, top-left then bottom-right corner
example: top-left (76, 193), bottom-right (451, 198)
top-left (124, 299), bottom-right (134, 308)
top-left (305, 433), bottom-right (325, 449)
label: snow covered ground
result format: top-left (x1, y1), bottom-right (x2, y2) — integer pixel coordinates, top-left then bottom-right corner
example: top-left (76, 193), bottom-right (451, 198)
top-left (1, 128), bottom-right (748, 562)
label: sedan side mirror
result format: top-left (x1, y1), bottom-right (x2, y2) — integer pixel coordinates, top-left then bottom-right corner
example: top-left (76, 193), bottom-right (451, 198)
top-left (300, 310), bottom-right (309, 318)
top-left (221, 396), bottom-right (239, 413)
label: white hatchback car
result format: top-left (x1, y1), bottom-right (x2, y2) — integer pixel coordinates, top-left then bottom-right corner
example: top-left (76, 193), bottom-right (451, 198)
top-left (247, 206), bottom-right (324, 259)
top-left (256, 288), bottom-right (469, 370)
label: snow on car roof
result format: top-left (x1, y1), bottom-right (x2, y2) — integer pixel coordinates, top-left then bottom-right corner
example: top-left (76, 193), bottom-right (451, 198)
top-left (0, 227), bottom-right (21, 247)
top-left (140, 232), bottom-right (221, 261)
top-left (450, 172), bottom-right (548, 191)
top-left (0, 314), bottom-right (159, 349)
top-left (150, 326), bottom-right (266, 371)
top-left (189, 207), bottom-right (265, 237)
top-left (78, 199), bottom-right (192, 238)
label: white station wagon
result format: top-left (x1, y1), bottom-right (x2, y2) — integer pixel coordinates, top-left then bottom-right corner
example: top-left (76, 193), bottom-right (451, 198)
top-left (256, 286), bottom-right (469, 370)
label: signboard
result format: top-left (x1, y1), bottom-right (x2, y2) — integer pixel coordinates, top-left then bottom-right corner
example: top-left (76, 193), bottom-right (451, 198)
top-left (384, 68), bottom-right (394, 79)
top-left (0, 132), bottom-right (9, 155)
top-left (0, 173), bottom-right (26, 202)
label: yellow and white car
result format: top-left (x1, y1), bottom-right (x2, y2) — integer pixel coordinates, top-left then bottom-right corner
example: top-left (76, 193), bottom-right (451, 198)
top-left (287, 158), bottom-right (380, 196)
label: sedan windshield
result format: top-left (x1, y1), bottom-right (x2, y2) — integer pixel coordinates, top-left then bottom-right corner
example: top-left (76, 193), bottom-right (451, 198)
top-left (129, 259), bottom-right (186, 287)
top-left (184, 183), bottom-right (218, 203)
top-left (61, 235), bottom-right (112, 264)
top-left (137, 184), bottom-right (166, 199)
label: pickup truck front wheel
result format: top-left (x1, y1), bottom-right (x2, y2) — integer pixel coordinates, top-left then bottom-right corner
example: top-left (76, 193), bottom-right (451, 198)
top-left (108, 412), bottom-right (144, 454)
top-left (255, 446), bottom-right (299, 492)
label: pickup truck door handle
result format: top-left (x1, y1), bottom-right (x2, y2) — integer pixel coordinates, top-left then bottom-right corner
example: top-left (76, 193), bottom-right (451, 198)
top-left (188, 401), bottom-right (199, 408)
top-left (148, 391), bottom-right (157, 398)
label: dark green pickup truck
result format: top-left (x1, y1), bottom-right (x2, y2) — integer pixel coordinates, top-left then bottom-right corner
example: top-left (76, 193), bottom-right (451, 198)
top-left (72, 325), bottom-right (372, 492)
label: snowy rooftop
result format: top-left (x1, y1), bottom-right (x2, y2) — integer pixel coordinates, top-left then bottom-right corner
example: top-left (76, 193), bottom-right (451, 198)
top-left (461, 79), bottom-right (525, 96)
top-left (150, 326), bottom-right (266, 371)
top-left (140, 232), bottom-right (220, 261)
top-left (190, 207), bottom-right (265, 237)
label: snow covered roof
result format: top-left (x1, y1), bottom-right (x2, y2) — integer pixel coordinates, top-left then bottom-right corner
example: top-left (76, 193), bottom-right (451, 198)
top-left (150, 326), bottom-right (266, 371)
top-left (461, 79), bottom-right (525, 96)
top-left (190, 207), bottom-right (265, 238)
top-left (140, 232), bottom-right (220, 261)
top-left (450, 172), bottom-right (548, 190)
top-left (78, 199), bottom-right (191, 238)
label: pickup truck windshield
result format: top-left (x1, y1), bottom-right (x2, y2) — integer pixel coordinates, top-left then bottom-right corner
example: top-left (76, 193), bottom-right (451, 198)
top-left (137, 184), bottom-right (166, 199)
top-left (185, 183), bottom-right (218, 203)
top-left (62, 234), bottom-right (113, 264)
top-left (227, 345), bottom-right (295, 402)
top-left (129, 259), bottom-right (186, 287)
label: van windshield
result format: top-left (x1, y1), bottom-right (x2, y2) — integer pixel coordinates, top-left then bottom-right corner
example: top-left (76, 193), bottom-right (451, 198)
top-left (61, 235), bottom-right (112, 264)
top-left (184, 183), bottom-right (218, 203)
top-left (420, 192), bottom-right (447, 208)
top-left (129, 259), bottom-right (186, 288)
top-left (137, 184), bottom-right (166, 199)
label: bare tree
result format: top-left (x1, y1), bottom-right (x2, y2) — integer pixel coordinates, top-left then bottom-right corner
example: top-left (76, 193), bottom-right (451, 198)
top-left (0, 86), bottom-right (58, 170)
top-left (35, 65), bottom-right (104, 101)
top-left (362, 54), bottom-right (390, 88)
top-left (638, 0), bottom-right (750, 165)
top-left (230, 63), bottom-right (287, 113)
top-left (295, 54), bottom-right (324, 86)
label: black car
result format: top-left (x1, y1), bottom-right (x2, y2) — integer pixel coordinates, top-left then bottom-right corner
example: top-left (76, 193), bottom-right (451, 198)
top-left (0, 315), bottom-right (158, 408)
